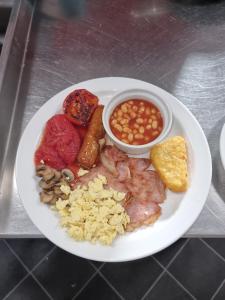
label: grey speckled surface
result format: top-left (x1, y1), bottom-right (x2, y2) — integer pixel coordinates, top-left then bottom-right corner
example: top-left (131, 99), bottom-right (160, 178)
top-left (0, 0), bottom-right (225, 236)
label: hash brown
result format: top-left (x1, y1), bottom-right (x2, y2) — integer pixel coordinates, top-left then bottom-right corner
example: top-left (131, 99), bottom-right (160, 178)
top-left (150, 136), bottom-right (188, 192)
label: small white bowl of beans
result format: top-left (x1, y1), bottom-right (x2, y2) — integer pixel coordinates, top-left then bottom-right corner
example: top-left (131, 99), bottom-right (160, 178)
top-left (103, 89), bottom-right (173, 154)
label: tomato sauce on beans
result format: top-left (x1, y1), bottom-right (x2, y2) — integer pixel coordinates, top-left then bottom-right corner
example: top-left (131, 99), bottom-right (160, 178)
top-left (110, 99), bottom-right (163, 145)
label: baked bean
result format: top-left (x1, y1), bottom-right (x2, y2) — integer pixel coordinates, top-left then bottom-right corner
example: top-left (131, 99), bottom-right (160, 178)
top-left (152, 130), bottom-right (159, 136)
top-left (121, 104), bottom-right (128, 113)
top-left (110, 99), bottom-right (163, 145)
top-left (128, 133), bottom-right (134, 142)
top-left (152, 120), bottom-right (158, 129)
top-left (130, 111), bottom-right (136, 119)
top-left (111, 119), bottom-right (117, 126)
top-left (123, 127), bottom-right (131, 133)
top-left (139, 126), bottom-right (145, 134)
top-left (139, 106), bottom-right (145, 113)
top-left (135, 133), bottom-right (144, 139)
top-left (120, 119), bottom-right (127, 125)
top-left (118, 110), bottom-right (123, 117)
top-left (115, 124), bottom-right (122, 132)
top-left (136, 118), bottom-right (144, 124)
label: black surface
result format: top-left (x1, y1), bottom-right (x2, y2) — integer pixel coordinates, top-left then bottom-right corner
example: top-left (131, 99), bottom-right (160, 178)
top-left (203, 238), bottom-right (225, 259)
top-left (0, 240), bottom-right (27, 299)
top-left (33, 247), bottom-right (95, 300)
top-left (168, 239), bottom-right (225, 299)
top-left (7, 239), bottom-right (54, 269)
top-left (214, 281), bottom-right (225, 300)
top-left (101, 256), bottom-right (163, 300)
top-left (145, 272), bottom-right (192, 300)
top-left (76, 274), bottom-right (120, 300)
top-left (154, 238), bottom-right (187, 267)
top-left (1, 238), bottom-right (225, 299)
top-left (7, 276), bottom-right (49, 300)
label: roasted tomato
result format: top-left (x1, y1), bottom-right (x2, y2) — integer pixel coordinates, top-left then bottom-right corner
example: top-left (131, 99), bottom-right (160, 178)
top-left (35, 114), bottom-right (81, 170)
top-left (63, 89), bottom-right (99, 126)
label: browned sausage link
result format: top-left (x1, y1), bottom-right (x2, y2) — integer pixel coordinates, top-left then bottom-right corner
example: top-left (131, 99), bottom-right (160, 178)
top-left (77, 106), bottom-right (105, 169)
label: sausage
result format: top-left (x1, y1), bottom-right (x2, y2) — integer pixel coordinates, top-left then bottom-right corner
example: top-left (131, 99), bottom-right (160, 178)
top-left (77, 106), bottom-right (105, 169)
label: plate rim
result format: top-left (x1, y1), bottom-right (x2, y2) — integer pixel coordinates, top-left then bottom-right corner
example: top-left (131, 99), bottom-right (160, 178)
top-left (15, 76), bottom-right (212, 262)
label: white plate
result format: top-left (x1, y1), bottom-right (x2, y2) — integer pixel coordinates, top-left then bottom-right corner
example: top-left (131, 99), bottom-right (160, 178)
top-left (220, 124), bottom-right (225, 170)
top-left (16, 77), bottom-right (212, 262)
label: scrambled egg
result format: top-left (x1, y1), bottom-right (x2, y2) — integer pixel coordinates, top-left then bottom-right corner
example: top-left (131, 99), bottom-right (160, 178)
top-left (150, 136), bottom-right (188, 192)
top-left (55, 175), bottom-right (130, 245)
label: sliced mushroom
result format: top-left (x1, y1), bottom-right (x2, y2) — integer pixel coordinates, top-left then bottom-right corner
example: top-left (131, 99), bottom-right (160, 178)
top-left (43, 168), bottom-right (55, 181)
top-left (40, 191), bottom-right (55, 203)
top-left (62, 169), bottom-right (74, 182)
top-left (39, 179), bottom-right (55, 190)
top-left (36, 164), bottom-right (47, 177)
top-left (61, 193), bottom-right (68, 200)
top-left (53, 170), bottom-right (62, 182)
top-left (54, 186), bottom-right (63, 195)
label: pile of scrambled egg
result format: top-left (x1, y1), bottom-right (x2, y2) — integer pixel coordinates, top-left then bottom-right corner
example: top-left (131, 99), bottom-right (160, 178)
top-left (55, 174), bottom-right (130, 245)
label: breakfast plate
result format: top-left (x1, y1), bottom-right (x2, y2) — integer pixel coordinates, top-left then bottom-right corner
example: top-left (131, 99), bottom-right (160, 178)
top-left (16, 77), bottom-right (212, 262)
top-left (220, 123), bottom-right (225, 170)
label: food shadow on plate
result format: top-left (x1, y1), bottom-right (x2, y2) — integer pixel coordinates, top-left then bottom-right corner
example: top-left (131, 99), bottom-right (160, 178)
top-left (208, 117), bottom-right (225, 202)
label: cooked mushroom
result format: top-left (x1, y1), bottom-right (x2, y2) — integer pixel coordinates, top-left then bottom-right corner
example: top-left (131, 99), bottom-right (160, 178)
top-left (36, 164), bottom-right (47, 177)
top-left (39, 179), bottom-right (56, 190)
top-left (53, 169), bottom-right (62, 182)
top-left (62, 169), bottom-right (74, 182)
top-left (61, 193), bottom-right (69, 200)
top-left (53, 186), bottom-right (63, 195)
top-left (40, 191), bottom-right (55, 203)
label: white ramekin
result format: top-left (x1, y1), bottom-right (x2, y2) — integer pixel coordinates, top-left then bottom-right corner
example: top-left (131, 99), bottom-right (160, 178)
top-left (103, 88), bottom-right (173, 154)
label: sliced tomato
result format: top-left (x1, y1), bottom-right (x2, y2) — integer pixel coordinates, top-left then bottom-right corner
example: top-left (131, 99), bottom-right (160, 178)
top-left (63, 89), bottom-right (98, 126)
top-left (35, 114), bottom-right (81, 170)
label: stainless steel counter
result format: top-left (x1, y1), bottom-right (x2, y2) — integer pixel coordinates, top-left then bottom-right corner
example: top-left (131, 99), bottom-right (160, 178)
top-left (0, 0), bottom-right (225, 237)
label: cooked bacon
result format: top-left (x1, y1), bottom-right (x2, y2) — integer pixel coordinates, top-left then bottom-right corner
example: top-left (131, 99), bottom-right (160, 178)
top-left (116, 161), bottom-right (131, 182)
top-left (76, 145), bottom-right (166, 232)
top-left (124, 198), bottom-right (161, 231)
top-left (75, 165), bottom-right (128, 193)
top-left (100, 151), bottom-right (117, 175)
top-left (125, 170), bottom-right (166, 204)
top-left (128, 158), bottom-right (150, 174)
top-left (103, 145), bottom-right (128, 162)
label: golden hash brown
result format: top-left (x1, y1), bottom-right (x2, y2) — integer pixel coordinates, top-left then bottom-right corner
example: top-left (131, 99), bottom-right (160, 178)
top-left (150, 136), bottom-right (188, 192)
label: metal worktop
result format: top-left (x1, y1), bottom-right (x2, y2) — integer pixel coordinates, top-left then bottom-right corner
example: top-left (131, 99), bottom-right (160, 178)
top-left (0, 0), bottom-right (225, 237)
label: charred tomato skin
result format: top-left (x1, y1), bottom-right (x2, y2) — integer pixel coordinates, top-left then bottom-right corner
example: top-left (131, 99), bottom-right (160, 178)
top-left (63, 89), bottom-right (99, 127)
